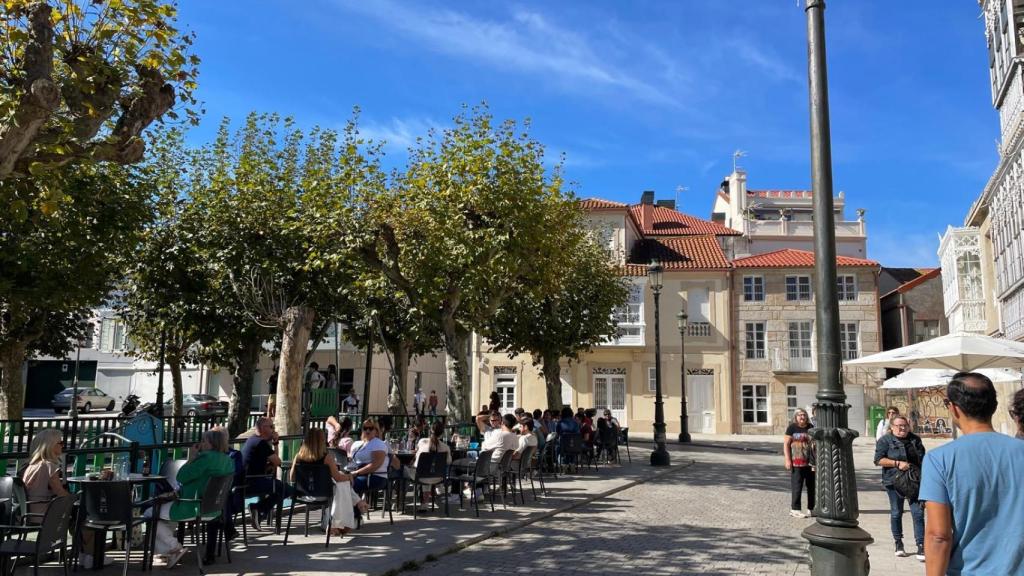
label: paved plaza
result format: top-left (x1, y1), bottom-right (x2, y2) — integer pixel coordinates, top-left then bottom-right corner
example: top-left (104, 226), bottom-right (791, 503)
top-left (27, 434), bottom-right (940, 576)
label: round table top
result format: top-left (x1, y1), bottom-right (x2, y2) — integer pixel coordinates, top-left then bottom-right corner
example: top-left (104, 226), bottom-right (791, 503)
top-left (67, 473), bottom-right (165, 483)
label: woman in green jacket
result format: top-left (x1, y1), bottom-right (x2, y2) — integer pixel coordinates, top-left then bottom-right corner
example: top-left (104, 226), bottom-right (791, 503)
top-left (151, 428), bottom-right (235, 568)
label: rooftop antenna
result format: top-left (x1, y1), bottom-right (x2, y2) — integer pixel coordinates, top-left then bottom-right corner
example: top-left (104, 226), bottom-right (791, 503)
top-left (732, 149), bottom-right (747, 173)
top-left (675, 185), bottom-right (688, 209)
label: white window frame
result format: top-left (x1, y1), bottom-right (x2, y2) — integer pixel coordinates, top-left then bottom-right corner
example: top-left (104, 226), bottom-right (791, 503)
top-left (745, 322), bottom-right (766, 359)
top-left (494, 372), bottom-right (517, 415)
top-left (786, 385), bottom-right (799, 420)
top-left (741, 384), bottom-right (769, 425)
top-left (788, 320), bottom-right (814, 371)
top-left (647, 366), bottom-right (657, 393)
top-left (743, 276), bottom-right (765, 302)
top-left (100, 317), bottom-right (129, 352)
top-left (609, 280), bottom-right (645, 346)
top-left (785, 276), bottom-right (812, 301)
top-left (837, 275), bottom-right (857, 301)
top-left (839, 322), bottom-right (859, 360)
top-left (912, 319), bottom-right (941, 344)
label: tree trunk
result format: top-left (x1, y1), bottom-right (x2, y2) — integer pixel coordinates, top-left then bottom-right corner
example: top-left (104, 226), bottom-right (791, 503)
top-left (0, 341), bottom-right (27, 420)
top-left (541, 353), bottom-right (563, 412)
top-left (387, 340), bottom-right (410, 416)
top-left (227, 337), bottom-right (262, 438)
top-left (442, 321), bottom-right (471, 423)
top-left (168, 352), bottom-right (184, 417)
top-left (276, 305), bottom-right (315, 436)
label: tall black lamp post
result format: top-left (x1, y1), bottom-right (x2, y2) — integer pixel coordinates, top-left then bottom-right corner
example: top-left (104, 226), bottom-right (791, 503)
top-left (648, 260), bottom-right (670, 466)
top-left (676, 312), bottom-right (691, 443)
top-left (801, 1), bottom-right (872, 574)
top-left (155, 326), bottom-right (166, 417)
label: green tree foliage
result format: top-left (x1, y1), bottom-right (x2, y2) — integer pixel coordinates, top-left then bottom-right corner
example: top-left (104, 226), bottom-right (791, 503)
top-left (488, 215), bottom-right (629, 410)
top-left (357, 105), bottom-right (572, 422)
top-left (118, 129), bottom-right (203, 416)
top-left (0, 162), bottom-right (152, 418)
top-left (0, 0), bottom-right (199, 181)
top-left (197, 114), bottom-right (374, 435)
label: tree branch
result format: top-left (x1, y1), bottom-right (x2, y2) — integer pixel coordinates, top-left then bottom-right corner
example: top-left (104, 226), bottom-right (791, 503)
top-left (0, 3), bottom-right (59, 178)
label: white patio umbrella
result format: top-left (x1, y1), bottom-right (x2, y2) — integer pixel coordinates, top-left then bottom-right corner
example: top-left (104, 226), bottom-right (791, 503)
top-left (880, 367), bottom-right (1024, 390)
top-left (844, 332), bottom-right (1024, 372)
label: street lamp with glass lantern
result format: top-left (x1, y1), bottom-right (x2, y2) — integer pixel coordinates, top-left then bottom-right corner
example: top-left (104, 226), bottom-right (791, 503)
top-left (677, 311), bottom-right (691, 443)
top-left (648, 260), bottom-right (670, 466)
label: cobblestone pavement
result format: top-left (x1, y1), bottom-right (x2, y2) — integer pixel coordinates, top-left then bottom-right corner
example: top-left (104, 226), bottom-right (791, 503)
top-left (412, 438), bottom-right (931, 576)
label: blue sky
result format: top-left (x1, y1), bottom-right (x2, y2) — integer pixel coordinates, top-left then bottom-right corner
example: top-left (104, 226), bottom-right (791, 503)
top-left (177, 1), bottom-right (995, 267)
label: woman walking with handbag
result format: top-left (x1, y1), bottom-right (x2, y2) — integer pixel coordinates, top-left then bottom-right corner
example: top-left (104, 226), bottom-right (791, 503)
top-left (873, 414), bottom-right (926, 561)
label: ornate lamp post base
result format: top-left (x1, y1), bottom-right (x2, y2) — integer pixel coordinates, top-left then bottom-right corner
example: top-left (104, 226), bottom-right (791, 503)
top-left (803, 523), bottom-right (873, 575)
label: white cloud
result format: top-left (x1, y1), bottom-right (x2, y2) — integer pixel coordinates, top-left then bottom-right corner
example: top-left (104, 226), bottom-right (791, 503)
top-left (730, 39), bottom-right (803, 84)
top-left (336, 1), bottom-right (679, 106)
top-left (357, 117), bottom-right (443, 152)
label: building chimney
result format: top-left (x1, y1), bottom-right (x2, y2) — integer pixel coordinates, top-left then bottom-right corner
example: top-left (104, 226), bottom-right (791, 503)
top-left (639, 190), bottom-right (655, 233)
top-left (656, 199), bottom-right (676, 210)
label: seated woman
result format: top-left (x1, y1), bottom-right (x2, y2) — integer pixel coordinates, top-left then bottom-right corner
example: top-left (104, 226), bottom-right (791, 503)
top-left (290, 428), bottom-right (367, 536)
top-left (325, 415), bottom-right (355, 454)
top-left (149, 429), bottom-right (234, 569)
top-left (406, 421), bottom-right (452, 508)
top-left (348, 419), bottom-right (390, 513)
top-left (21, 429), bottom-right (68, 518)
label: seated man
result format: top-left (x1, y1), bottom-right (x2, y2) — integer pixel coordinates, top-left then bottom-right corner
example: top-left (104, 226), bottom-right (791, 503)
top-left (514, 418), bottom-right (538, 460)
top-left (241, 417), bottom-right (291, 530)
top-left (476, 411), bottom-right (518, 468)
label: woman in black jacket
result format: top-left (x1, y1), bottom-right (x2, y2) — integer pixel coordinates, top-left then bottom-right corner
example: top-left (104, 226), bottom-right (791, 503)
top-left (873, 414), bottom-right (926, 561)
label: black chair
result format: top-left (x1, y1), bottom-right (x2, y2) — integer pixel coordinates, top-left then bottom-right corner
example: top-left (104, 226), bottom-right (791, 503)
top-left (77, 482), bottom-right (150, 576)
top-left (508, 446), bottom-right (537, 504)
top-left (284, 463), bottom-right (334, 548)
top-left (241, 472), bottom-right (280, 533)
top-left (408, 452), bottom-right (448, 518)
top-left (538, 437), bottom-right (558, 479)
top-left (558, 433), bottom-right (583, 474)
top-left (596, 426), bottom-right (619, 464)
top-left (0, 476), bottom-right (37, 532)
top-left (529, 444), bottom-right (548, 497)
top-left (0, 495), bottom-right (73, 576)
top-left (617, 427), bottom-right (631, 463)
top-left (491, 451), bottom-right (516, 509)
top-left (175, 474), bottom-right (234, 575)
top-left (449, 449), bottom-right (493, 517)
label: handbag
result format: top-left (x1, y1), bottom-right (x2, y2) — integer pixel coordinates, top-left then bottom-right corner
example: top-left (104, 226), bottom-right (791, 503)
top-left (893, 464), bottom-right (921, 501)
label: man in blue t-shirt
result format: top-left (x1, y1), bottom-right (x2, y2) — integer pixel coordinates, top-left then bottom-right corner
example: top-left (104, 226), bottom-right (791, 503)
top-left (919, 372), bottom-right (1024, 576)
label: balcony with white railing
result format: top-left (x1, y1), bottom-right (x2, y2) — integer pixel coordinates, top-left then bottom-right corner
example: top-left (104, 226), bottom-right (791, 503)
top-left (687, 322), bottom-right (711, 338)
top-left (745, 219), bottom-right (865, 238)
top-left (770, 347), bottom-right (816, 373)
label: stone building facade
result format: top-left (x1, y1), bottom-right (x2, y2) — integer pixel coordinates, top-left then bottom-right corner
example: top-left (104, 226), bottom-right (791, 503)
top-left (732, 250), bottom-right (883, 435)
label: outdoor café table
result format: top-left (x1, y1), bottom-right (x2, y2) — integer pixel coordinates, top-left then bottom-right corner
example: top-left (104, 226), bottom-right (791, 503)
top-left (395, 451), bottom-right (416, 467)
top-left (66, 474), bottom-right (166, 571)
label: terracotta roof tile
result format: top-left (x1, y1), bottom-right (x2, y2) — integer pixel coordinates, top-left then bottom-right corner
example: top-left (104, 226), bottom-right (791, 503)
top-left (733, 249), bottom-right (878, 268)
top-left (880, 268), bottom-right (941, 299)
top-left (580, 198), bottom-right (628, 210)
top-left (624, 236), bottom-right (731, 275)
top-left (628, 204), bottom-right (741, 237)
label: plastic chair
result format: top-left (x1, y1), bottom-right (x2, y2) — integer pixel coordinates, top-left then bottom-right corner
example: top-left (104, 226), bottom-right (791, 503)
top-left (408, 452), bottom-right (448, 518)
top-left (509, 446), bottom-right (537, 504)
top-left (0, 495), bottom-right (73, 576)
top-left (491, 451), bottom-right (516, 509)
top-left (175, 474), bottom-right (234, 575)
top-left (284, 463), bottom-right (335, 548)
top-left (596, 426), bottom-right (619, 464)
top-left (558, 433), bottom-right (583, 474)
top-left (448, 449), bottom-right (493, 517)
top-left (77, 482), bottom-right (151, 576)
top-left (617, 427), bottom-right (631, 463)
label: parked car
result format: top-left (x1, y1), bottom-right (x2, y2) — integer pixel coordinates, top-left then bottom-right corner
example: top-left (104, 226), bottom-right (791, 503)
top-left (52, 388), bottom-right (116, 414)
top-left (165, 394), bottom-right (229, 417)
